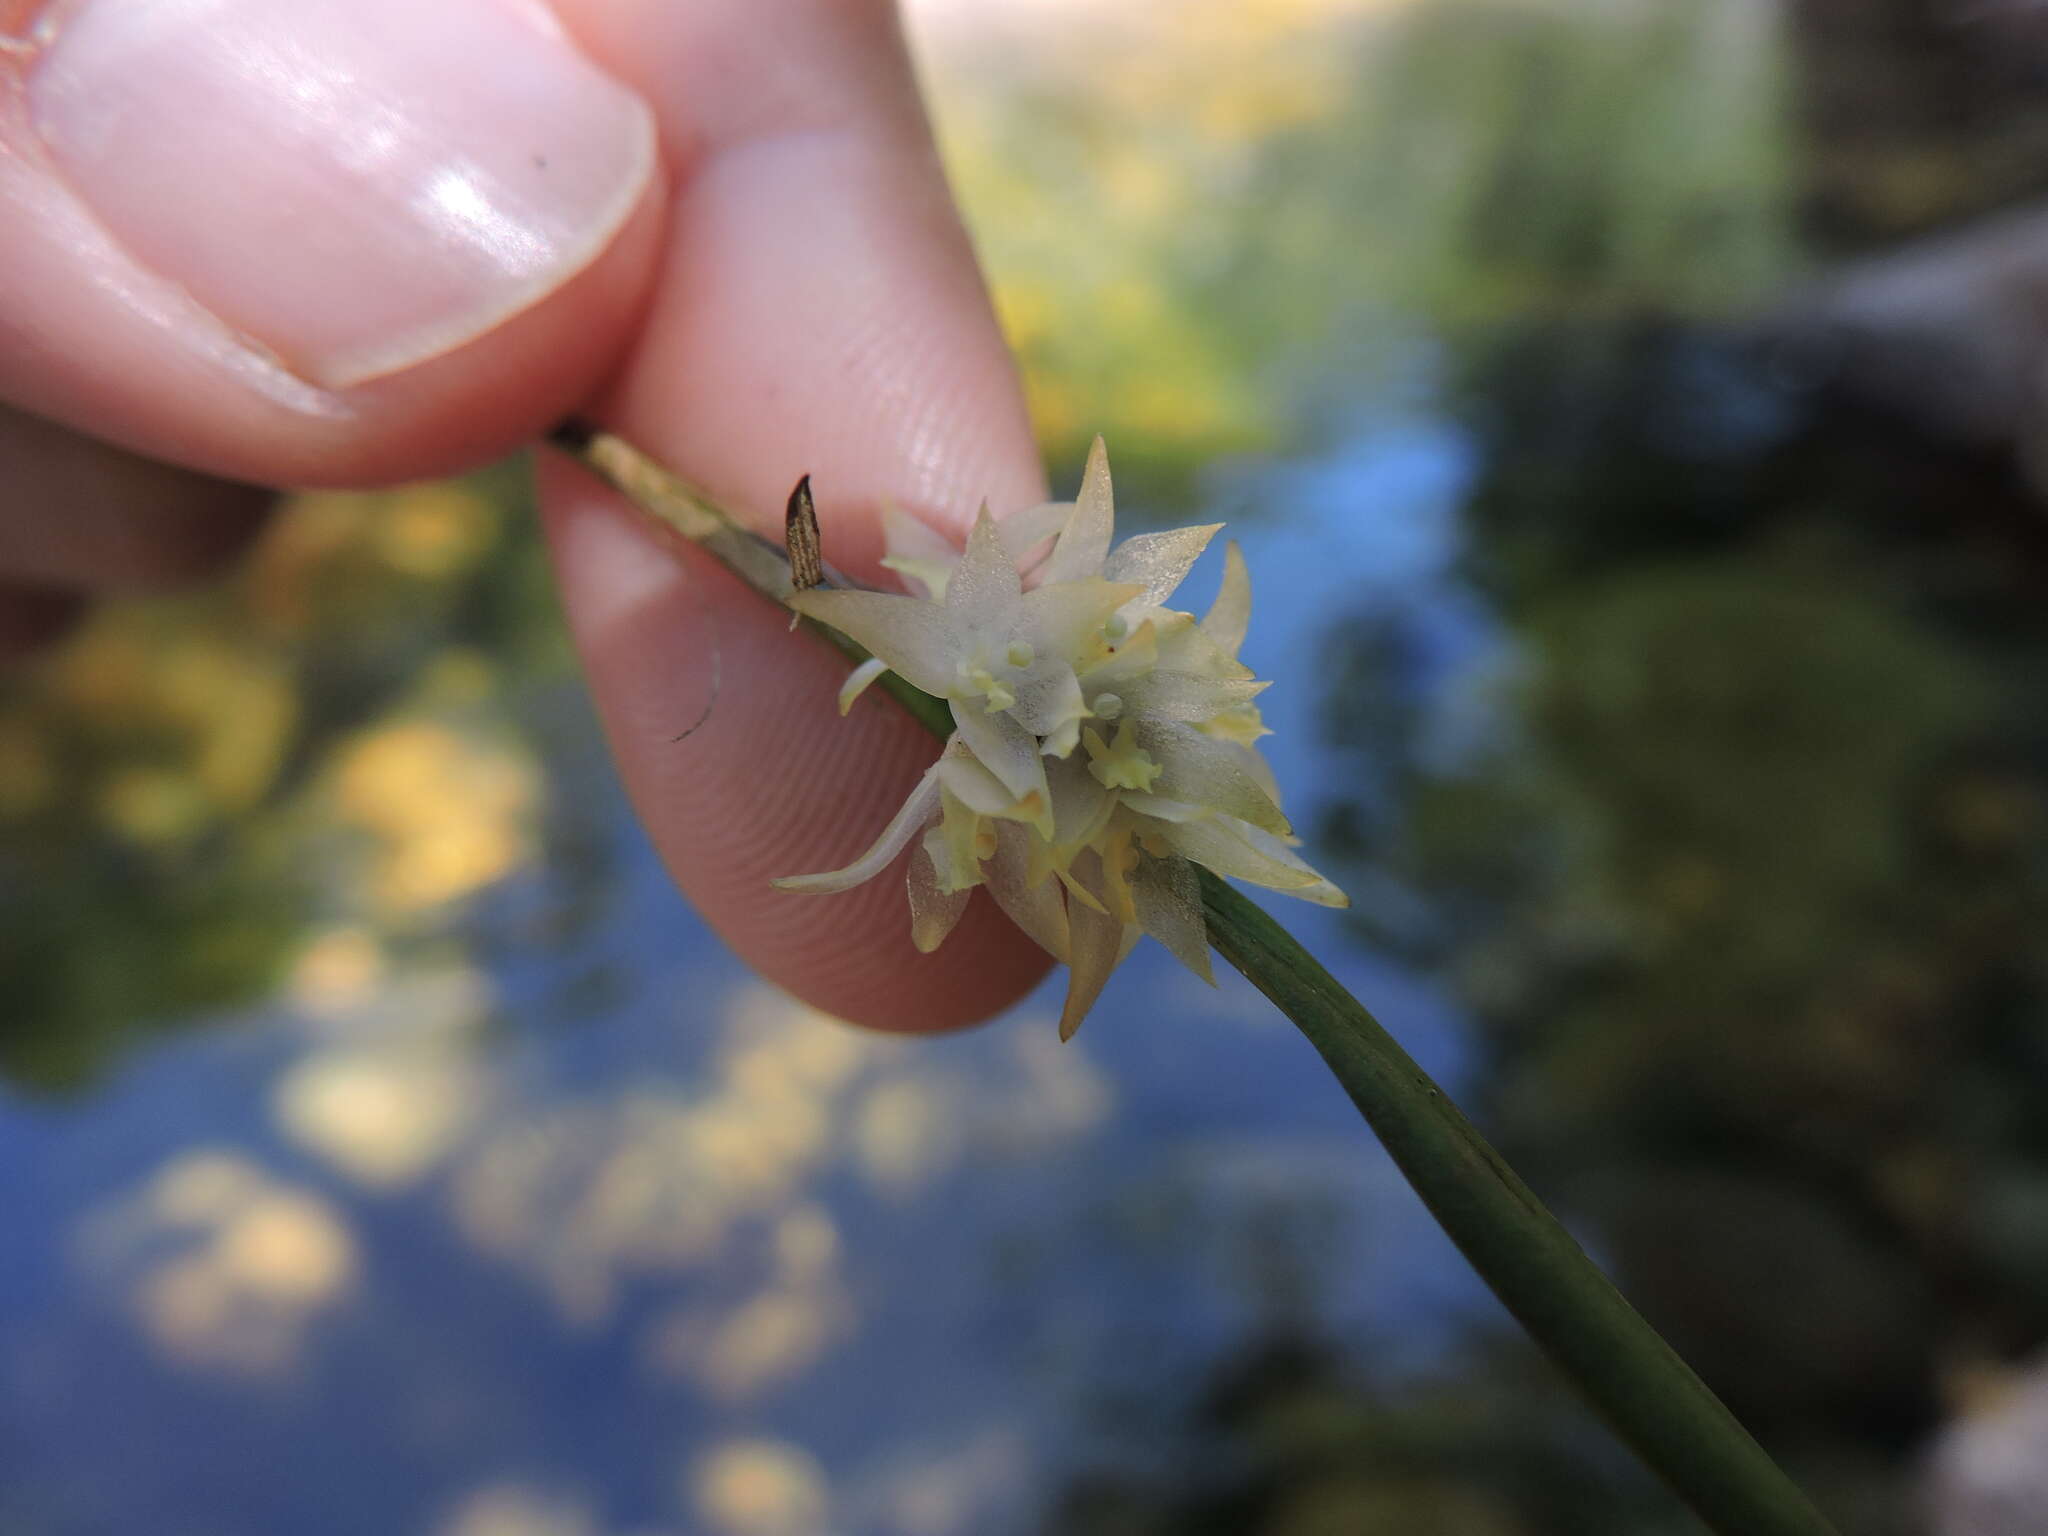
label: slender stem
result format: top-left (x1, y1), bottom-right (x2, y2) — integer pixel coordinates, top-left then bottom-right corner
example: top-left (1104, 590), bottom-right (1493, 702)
top-left (548, 421), bottom-right (1842, 1536)
top-left (547, 419), bottom-right (954, 740)
top-left (1200, 873), bottom-right (1840, 1536)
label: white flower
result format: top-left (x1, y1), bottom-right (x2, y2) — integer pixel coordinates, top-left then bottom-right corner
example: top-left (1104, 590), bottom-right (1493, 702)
top-left (778, 439), bottom-right (1346, 1039)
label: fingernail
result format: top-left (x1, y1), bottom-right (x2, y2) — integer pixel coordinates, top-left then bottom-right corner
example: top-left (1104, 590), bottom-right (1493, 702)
top-left (27, 0), bottom-right (657, 388)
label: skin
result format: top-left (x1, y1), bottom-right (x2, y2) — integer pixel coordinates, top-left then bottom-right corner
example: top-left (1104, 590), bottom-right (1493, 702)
top-left (0, 0), bottom-right (1054, 1031)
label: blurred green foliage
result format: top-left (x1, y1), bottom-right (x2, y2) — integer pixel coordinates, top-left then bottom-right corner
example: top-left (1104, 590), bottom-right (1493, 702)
top-left (936, 0), bottom-right (1790, 495)
top-left (0, 462), bottom-right (585, 1088)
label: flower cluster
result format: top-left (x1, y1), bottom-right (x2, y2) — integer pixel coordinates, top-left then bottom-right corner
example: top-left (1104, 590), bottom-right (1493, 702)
top-left (777, 440), bottom-right (1345, 1038)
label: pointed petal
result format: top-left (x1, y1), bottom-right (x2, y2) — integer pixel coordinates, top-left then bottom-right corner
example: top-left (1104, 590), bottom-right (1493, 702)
top-left (837, 656), bottom-right (890, 715)
top-left (1039, 711), bottom-right (1085, 761)
top-left (1201, 540), bottom-right (1252, 659)
top-left (1135, 721), bottom-right (1292, 836)
top-left (935, 748), bottom-right (1014, 815)
top-left (1117, 791), bottom-right (1207, 822)
top-left (1124, 670), bottom-right (1269, 724)
top-left (1019, 578), bottom-right (1142, 661)
top-left (1151, 814), bottom-right (1346, 904)
top-left (1096, 821), bottom-right (1141, 925)
top-left (1000, 501), bottom-right (1073, 569)
top-left (1057, 866), bottom-right (1110, 915)
top-left (789, 590), bottom-right (958, 698)
top-left (1045, 754), bottom-right (1115, 855)
top-left (773, 768), bottom-right (941, 892)
top-left (931, 791), bottom-right (987, 892)
top-left (1149, 813), bottom-right (1317, 890)
top-left (987, 821), bottom-right (1070, 961)
top-left (1201, 702), bottom-right (1274, 750)
top-left (879, 554), bottom-right (956, 603)
top-left (936, 745), bottom-right (1048, 832)
top-left (953, 701), bottom-right (1048, 802)
top-left (1238, 822), bottom-right (1348, 906)
top-left (1009, 657), bottom-right (1089, 747)
top-left (1105, 523), bottom-right (1222, 612)
top-left (1059, 852), bottom-right (1127, 1041)
top-left (1044, 437), bottom-right (1114, 585)
top-left (1153, 610), bottom-right (1256, 682)
top-left (1211, 735), bottom-right (1284, 811)
top-left (880, 502), bottom-right (960, 600)
top-left (907, 836), bottom-right (971, 952)
top-left (946, 502), bottom-right (1022, 616)
top-left (1074, 616), bottom-right (1160, 691)
top-left (1130, 855), bottom-right (1215, 983)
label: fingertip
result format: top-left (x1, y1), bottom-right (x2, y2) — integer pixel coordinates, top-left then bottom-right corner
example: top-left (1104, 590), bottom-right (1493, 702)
top-left (538, 454), bottom-right (1051, 1031)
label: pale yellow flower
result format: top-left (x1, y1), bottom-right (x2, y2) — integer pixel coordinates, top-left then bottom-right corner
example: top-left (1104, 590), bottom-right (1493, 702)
top-left (779, 439), bottom-right (1345, 1039)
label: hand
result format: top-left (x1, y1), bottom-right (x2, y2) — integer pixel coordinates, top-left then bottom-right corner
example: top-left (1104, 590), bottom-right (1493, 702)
top-left (0, 0), bottom-right (1052, 1030)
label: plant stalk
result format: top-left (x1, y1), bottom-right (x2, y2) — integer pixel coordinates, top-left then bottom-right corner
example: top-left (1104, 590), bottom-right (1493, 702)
top-left (547, 421), bottom-right (1843, 1536)
top-left (1200, 871), bottom-right (1840, 1536)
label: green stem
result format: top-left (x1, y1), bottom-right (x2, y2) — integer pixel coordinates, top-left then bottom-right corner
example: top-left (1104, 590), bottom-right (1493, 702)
top-left (546, 419), bottom-right (955, 740)
top-left (1200, 872), bottom-right (1840, 1536)
top-left (548, 421), bottom-right (1842, 1536)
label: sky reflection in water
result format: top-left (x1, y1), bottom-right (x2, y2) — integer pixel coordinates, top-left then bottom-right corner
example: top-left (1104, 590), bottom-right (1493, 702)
top-left (0, 399), bottom-right (1482, 1532)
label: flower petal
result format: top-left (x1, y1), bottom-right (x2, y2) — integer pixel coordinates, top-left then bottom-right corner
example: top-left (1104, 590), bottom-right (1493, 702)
top-left (1001, 501), bottom-right (1073, 570)
top-left (931, 790), bottom-right (988, 893)
top-left (946, 502), bottom-right (1022, 617)
top-left (1008, 657), bottom-right (1089, 750)
top-left (879, 554), bottom-right (956, 603)
top-left (837, 656), bottom-right (890, 715)
top-left (772, 767), bottom-right (942, 893)
top-left (936, 744), bottom-right (1048, 832)
top-left (1059, 850), bottom-right (1127, 1040)
top-left (1105, 523), bottom-right (1222, 612)
top-left (907, 835), bottom-right (971, 953)
top-left (1018, 578), bottom-right (1142, 662)
top-left (880, 502), bottom-right (961, 600)
top-left (788, 590), bottom-right (958, 698)
top-left (1208, 735), bottom-right (1284, 812)
top-left (1117, 791), bottom-right (1207, 822)
top-left (1238, 823), bottom-right (1346, 904)
top-left (1134, 720), bottom-right (1291, 836)
top-left (1074, 616), bottom-right (1160, 692)
top-left (1124, 670), bottom-right (1269, 724)
top-left (1151, 814), bottom-right (1346, 904)
top-left (986, 820), bottom-right (1070, 961)
top-left (1046, 754), bottom-right (1115, 856)
top-left (1130, 854), bottom-right (1216, 985)
top-left (1153, 610), bottom-right (1255, 682)
top-left (953, 699), bottom-right (1048, 802)
top-left (1044, 436), bottom-right (1114, 585)
top-left (1201, 540), bottom-right (1252, 659)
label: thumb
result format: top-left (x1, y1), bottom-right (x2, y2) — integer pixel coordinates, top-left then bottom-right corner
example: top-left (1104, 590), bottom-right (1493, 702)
top-left (0, 0), bottom-right (665, 484)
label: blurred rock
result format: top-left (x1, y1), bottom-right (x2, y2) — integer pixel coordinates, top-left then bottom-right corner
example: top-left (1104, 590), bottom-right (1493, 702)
top-left (1771, 202), bottom-right (2048, 481)
top-left (1929, 1357), bottom-right (2048, 1536)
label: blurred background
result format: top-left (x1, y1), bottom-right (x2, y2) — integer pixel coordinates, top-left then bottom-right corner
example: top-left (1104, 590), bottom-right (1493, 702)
top-left (6, 0), bottom-right (2048, 1531)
